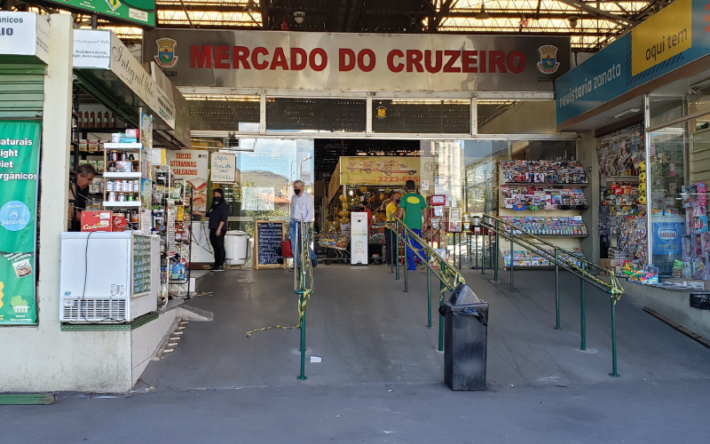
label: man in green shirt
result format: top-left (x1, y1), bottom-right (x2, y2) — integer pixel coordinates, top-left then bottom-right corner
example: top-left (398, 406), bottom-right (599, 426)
top-left (396, 180), bottom-right (428, 271)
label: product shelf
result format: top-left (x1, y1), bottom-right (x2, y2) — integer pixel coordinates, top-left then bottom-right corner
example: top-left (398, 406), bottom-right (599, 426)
top-left (104, 172), bottom-right (142, 179)
top-left (103, 143), bottom-right (142, 150)
top-left (103, 201), bottom-right (141, 207)
top-left (503, 182), bottom-right (588, 188)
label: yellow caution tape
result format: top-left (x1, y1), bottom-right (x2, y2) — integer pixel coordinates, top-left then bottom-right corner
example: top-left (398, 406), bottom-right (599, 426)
top-left (246, 289), bottom-right (311, 338)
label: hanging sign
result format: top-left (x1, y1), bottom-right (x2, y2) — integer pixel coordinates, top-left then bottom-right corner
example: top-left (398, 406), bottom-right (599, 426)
top-left (0, 12), bottom-right (49, 64)
top-left (210, 152), bottom-right (236, 184)
top-left (143, 30), bottom-right (570, 93)
top-left (340, 156), bottom-right (420, 185)
top-left (41, 0), bottom-right (156, 27)
top-left (0, 121), bottom-right (41, 325)
top-left (166, 149), bottom-right (209, 212)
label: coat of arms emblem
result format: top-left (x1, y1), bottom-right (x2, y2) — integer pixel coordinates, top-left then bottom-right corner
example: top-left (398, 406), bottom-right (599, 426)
top-left (155, 38), bottom-right (179, 68)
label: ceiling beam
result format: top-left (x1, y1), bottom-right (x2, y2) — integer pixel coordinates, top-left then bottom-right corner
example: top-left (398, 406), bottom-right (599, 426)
top-left (555, 0), bottom-right (639, 27)
top-left (260, 0), bottom-right (268, 28)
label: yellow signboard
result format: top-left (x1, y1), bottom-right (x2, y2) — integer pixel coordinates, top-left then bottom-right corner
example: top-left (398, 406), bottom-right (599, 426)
top-left (632, 0), bottom-right (692, 76)
top-left (340, 156), bottom-right (420, 185)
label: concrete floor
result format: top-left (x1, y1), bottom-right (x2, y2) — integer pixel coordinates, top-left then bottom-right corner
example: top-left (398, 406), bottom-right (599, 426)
top-left (2, 265), bottom-right (709, 443)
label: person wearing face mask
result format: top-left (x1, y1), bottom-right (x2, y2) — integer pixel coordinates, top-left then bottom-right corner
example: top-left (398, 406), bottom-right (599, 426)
top-left (289, 180), bottom-right (317, 272)
top-left (195, 188), bottom-right (229, 271)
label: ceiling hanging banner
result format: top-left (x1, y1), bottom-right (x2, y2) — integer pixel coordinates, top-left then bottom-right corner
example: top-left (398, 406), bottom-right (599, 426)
top-left (143, 29), bottom-right (570, 93)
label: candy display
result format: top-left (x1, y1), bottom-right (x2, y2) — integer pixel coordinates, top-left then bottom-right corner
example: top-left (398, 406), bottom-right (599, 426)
top-left (600, 180), bottom-right (647, 263)
top-left (596, 123), bottom-right (644, 177)
top-left (622, 263), bottom-right (659, 285)
top-left (680, 182), bottom-right (710, 280)
top-left (500, 160), bottom-right (587, 185)
top-left (501, 185), bottom-right (587, 211)
top-left (503, 248), bottom-right (585, 268)
top-left (501, 216), bottom-right (588, 236)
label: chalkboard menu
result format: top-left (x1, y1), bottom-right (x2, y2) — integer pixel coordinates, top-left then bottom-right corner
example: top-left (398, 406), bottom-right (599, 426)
top-left (254, 221), bottom-right (285, 269)
top-left (132, 234), bottom-right (152, 294)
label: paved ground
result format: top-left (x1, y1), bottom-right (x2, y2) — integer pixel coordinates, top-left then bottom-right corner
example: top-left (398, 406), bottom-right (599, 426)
top-left (2, 265), bottom-right (709, 443)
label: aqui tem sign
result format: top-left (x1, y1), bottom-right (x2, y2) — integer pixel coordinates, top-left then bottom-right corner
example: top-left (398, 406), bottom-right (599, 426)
top-left (143, 29), bottom-right (570, 93)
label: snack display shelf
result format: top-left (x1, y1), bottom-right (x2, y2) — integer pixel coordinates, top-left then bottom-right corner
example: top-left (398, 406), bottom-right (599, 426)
top-left (104, 172), bottom-right (142, 179)
top-left (103, 143), bottom-right (142, 150)
top-left (503, 182), bottom-right (588, 188)
top-left (103, 201), bottom-right (141, 207)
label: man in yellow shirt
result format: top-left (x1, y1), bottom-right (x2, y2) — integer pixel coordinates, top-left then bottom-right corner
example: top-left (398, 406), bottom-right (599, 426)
top-left (385, 193), bottom-right (401, 266)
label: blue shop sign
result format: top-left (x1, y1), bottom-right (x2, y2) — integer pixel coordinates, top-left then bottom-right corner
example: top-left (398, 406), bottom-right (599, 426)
top-left (556, 0), bottom-right (710, 126)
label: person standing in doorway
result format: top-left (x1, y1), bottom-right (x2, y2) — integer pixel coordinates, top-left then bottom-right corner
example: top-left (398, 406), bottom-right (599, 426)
top-left (290, 180), bottom-right (317, 272)
top-left (385, 193), bottom-right (401, 266)
top-left (196, 188), bottom-right (229, 272)
top-left (68, 163), bottom-right (96, 231)
top-left (396, 180), bottom-right (428, 271)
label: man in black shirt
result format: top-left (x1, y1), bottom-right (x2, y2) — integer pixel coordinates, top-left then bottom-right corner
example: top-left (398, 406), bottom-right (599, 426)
top-left (196, 188), bottom-right (230, 271)
top-left (69, 163), bottom-right (96, 231)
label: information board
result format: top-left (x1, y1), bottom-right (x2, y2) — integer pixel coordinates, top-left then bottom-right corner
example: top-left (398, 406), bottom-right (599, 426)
top-left (132, 234), bottom-right (152, 294)
top-left (254, 221), bottom-right (284, 269)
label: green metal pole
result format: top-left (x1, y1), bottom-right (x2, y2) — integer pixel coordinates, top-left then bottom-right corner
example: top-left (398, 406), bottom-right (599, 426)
top-left (555, 250), bottom-right (561, 330)
top-left (395, 223), bottom-right (400, 281)
top-left (427, 250), bottom-right (432, 329)
top-left (580, 262), bottom-right (587, 351)
top-left (438, 280), bottom-right (444, 352)
top-left (494, 220), bottom-right (499, 282)
top-left (298, 293), bottom-right (307, 380)
top-left (481, 229), bottom-right (486, 274)
top-left (509, 231), bottom-right (514, 292)
top-left (403, 231), bottom-right (409, 293)
top-left (390, 227), bottom-right (394, 274)
top-left (610, 299), bottom-right (619, 377)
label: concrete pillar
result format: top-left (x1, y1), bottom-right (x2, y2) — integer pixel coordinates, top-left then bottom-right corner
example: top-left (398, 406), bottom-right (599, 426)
top-left (577, 131), bottom-right (600, 265)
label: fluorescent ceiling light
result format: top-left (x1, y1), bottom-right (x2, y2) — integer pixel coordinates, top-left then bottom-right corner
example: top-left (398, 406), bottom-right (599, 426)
top-left (613, 108), bottom-right (641, 119)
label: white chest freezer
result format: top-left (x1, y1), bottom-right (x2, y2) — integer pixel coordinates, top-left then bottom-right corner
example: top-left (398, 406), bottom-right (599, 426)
top-left (60, 232), bottom-right (159, 323)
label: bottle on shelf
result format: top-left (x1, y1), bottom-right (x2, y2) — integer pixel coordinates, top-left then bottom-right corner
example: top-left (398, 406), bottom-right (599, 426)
top-left (83, 111), bottom-right (89, 127)
top-left (103, 111), bottom-right (110, 128)
top-left (89, 111), bottom-right (96, 127)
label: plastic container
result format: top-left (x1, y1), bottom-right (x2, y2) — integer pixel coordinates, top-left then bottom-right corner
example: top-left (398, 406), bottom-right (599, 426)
top-left (225, 230), bottom-right (249, 265)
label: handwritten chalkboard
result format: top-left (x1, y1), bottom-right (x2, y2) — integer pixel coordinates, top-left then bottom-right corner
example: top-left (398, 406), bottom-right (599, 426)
top-left (254, 221), bottom-right (285, 269)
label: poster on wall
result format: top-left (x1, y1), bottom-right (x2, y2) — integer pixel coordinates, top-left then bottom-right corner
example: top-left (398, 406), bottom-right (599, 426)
top-left (340, 156), bottom-right (419, 185)
top-left (166, 149), bottom-right (209, 212)
top-left (210, 152), bottom-right (236, 184)
top-left (0, 121), bottom-right (41, 325)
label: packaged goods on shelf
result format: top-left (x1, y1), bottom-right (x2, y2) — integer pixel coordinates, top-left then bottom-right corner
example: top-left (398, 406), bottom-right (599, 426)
top-left (501, 185), bottom-right (587, 211)
top-left (500, 160), bottom-right (588, 185)
top-left (501, 215), bottom-right (588, 236)
top-left (502, 247), bottom-right (585, 268)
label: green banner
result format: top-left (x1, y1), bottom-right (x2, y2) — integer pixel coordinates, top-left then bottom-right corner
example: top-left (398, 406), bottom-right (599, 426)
top-left (0, 121), bottom-right (41, 325)
top-left (44, 0), bottom-right (155, 27)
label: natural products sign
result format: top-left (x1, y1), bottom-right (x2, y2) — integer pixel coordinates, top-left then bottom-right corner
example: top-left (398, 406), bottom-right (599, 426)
top-left (0, 121), bottom-right (41, 325)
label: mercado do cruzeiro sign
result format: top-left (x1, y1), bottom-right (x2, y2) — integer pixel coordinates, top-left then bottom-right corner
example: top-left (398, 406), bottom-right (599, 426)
top-left (0, 121), bottom-right (41, 325)
top-left (143, 30), bottom-right (570, 92)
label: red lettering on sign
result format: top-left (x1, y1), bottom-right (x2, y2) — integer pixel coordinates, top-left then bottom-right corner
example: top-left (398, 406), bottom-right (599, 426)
top-left (309, 48), bottom-right (327, 71)
top-left (339, 48), bottom-right (356, 72)
top-left (462, 50), bottom-right (478, 73)
top-left (252, 47), bottom-right (269, 70)
top-left (291, 48), bottom-right (307, 70)
top-left (443, 50), bottom-right (460, 73)
top-left (358, 49), bottom-right (376, 72)
top-left (214, 45), bottom-right (230, 69)
top-left (406, 50), bottom-right (424, 73)
top-left (424, 50), bottom-right (442, 73)
top-left (489, 51), bottom-right (507, 73)
top-left (480, 50), bottom-right (487, 73)
top-left (507, 51), bottom-right (525, 74)
top-left (190, 45), bottom-right (212, 68)
top-left (233, 46), bottom-right (250, 69)
top-left (270, 47), bottom-right (289, 70)
top-left (387, 50), bottom-right (404, 72)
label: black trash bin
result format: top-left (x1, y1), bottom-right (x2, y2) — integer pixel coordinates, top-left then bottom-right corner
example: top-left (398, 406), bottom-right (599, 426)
top-left (441, 283), bottom-right (488, 391)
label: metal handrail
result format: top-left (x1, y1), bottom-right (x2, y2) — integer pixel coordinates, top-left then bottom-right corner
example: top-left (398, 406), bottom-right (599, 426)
top-left (479, 213), bottom-right (621, 377)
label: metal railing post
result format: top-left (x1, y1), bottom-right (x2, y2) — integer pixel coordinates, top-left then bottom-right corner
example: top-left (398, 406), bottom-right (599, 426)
top-left (580, 262), bottom-right (587, 351)
top-left (438, 279), bottom-right (444, 352)
top-left (403, 231), bottom-right (409, 293)
top-left (427, 250), bottom-right (432, 329)
top-left (610, 299), bottom-right (619, 377)
top-left (481, 229), bottom-right (486, 274)
top-left (494, 219), bottom-right (499, 282)
top-left (395, 222), bottom-right (400, 281)
top-left (390, 225), bottom-right (394, 274)
top-left (509, 230), bottom-right (514, 292)
top-left (298, 292), bottom-right (307, 380)
top-left (555, 250), bottom-right (561, 330)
